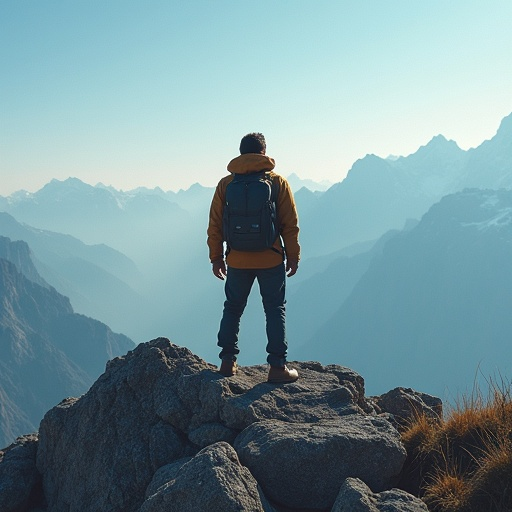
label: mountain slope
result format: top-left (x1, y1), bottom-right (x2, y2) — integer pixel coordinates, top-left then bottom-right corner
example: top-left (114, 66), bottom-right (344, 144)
top-left (287, 229), bottom-right (408, 347)
top-left (0, 236), bottom-right (49, 288)
top-left (0, 245), bottom-right (134, 447)
top-left (299, 188), bottom-right (512, 398)
top-left (0, 211), bottom-right (139, 284)
top-left (459, 113), bottom-right (512, 190)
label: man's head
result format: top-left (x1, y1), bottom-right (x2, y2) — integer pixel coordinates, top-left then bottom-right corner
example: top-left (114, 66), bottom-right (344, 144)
top-left (239, 133), bottom-right (266, 155)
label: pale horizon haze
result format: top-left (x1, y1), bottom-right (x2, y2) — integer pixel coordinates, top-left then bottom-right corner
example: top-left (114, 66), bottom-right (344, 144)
top-left (1, 1), bottom-right (511, 195)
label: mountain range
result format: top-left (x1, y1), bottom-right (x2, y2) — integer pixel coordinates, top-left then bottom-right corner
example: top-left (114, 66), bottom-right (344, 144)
top-left (0, 112), bottom-right (511, 414)
top-left (295, 187), bottom-right (512, 397)
top-left (0, 212), bottom-right (145, 338)
top-left (300, 113), bottom-right (512, 256)
top-left (285, 172), bottom-right (332, 192)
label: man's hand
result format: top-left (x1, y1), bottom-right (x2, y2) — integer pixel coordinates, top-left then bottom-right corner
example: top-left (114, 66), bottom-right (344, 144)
top-left (212, 260), bottom-right (227, 280)
top-left (286, 259), bottom-right (298, 277)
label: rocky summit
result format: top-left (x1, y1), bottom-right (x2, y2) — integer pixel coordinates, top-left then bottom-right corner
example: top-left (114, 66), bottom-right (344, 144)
top-left (0, 338), bottom-right (437, 512)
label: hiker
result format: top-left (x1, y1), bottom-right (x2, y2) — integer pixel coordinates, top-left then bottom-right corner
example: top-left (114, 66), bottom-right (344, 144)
top-left (207, 132), bottom-right (301, 383)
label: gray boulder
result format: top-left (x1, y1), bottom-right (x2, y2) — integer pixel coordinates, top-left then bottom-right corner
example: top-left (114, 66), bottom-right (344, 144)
top-left (332, 477), bottom-right (428, 511)
top-left (141, 442), bottom-right (274, 512)
top-left (234, 417), bottom-right (407, 510)
top-left (0, 434), bottom-right (41, 512)
top-left (374, 387), bottom-right (442, 427)
top-left (36, 342), bottom-right (199, 512)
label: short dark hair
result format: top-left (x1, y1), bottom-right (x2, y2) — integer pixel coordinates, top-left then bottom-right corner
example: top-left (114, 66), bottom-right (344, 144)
top-left (239, 133), bottom-right (266, 155)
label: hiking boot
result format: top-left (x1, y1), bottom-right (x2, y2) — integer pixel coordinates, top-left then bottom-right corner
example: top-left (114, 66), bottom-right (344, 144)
top-left (219, 360), bottom-right (237, 377)
top-left (267, 365), bottom-right (299, 383)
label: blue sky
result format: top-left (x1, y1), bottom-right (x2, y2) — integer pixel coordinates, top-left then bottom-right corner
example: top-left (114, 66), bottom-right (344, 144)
top-left (1, 0), bottom-right (511, 194)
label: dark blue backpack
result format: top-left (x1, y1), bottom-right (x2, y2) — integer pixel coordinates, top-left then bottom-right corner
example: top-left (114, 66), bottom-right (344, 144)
top-left (222, 171), bottom-right (280, 252)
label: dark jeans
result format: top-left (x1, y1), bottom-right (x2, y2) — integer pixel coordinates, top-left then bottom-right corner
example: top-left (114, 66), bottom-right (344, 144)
top-left (217, 264), bottom-right (287, 368)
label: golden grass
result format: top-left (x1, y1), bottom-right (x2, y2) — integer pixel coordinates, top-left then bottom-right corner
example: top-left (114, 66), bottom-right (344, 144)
top-left (399, 377), bottom-right (512, 512)
top-left (424, 471), bottom-right (470, 512)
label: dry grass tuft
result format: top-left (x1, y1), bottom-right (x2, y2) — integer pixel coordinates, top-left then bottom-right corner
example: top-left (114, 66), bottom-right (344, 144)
top-left (424, 471), bottom-right (469, 512)
top-left (399, 376), bottom-right (512, 512)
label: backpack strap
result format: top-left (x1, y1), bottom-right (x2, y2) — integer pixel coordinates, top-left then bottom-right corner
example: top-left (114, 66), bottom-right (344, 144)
top-left (269, 174), bottom-right (279, 204)
top-left (267, 174), bottom-right (284, 257)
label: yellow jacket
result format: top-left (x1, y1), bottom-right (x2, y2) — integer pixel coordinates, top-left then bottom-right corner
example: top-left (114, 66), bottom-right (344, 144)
top-left (207, 153), bottom-right (300, 269)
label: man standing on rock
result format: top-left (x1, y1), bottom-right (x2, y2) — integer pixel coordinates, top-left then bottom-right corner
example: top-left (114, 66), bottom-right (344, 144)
top-left (207, 132), bottom-right (300, 383)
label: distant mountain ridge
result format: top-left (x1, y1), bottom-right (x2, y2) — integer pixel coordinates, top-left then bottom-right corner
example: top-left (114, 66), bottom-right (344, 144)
top-left (0, 212), bottom-right (138, 284)
top-left (0, 212), bottom-right (144, 338)
top-left (285, 173), bottom-right (332, 192)
top-left (0, 178), bottom-right (192, 261)
top-left (1, 114), bottom-right (510, 261)
top-left (300, 113), bottom-right (512, 256)
top-left (0, 238), bottom-right (134, 447)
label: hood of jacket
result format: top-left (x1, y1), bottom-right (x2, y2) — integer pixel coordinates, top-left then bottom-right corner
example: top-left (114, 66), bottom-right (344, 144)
top-left (227, 153), bottom-right (275, 175)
